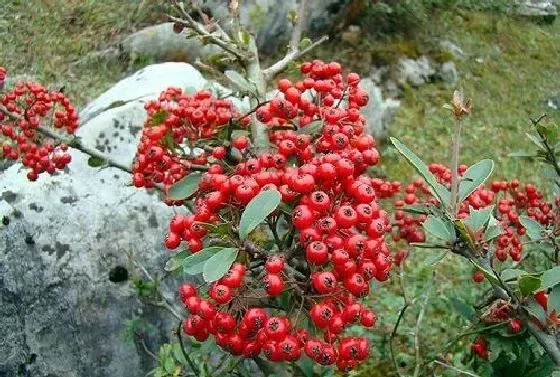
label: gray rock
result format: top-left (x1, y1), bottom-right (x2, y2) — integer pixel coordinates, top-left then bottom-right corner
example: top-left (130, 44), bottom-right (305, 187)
top-left (121, 23), bottom-right (221, 63)
top-left (360, 78), bottom-right (400, 141)
top-left (0, 149), bottom-right (179, 377)
top-left (396, 56), bottom-right (436, 87)
top-left (516, 0), bottom-right (558, 17)
top-left (439, 61), bottom-right (458, 86)
top-left (199, 0), bottom-right (352, 53)
top-left (439, 39), bottom-right (466, 60)
top-left (548, 92), bottom-right (560, 110)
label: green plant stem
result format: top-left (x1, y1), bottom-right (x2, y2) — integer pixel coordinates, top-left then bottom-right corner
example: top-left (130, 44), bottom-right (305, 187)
top-left (177, 323), bottom-right (200, 377)
top-left (450, 119), bottom-right (463, 216)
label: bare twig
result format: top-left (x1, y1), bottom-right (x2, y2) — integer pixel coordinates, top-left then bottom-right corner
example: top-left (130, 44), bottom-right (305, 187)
top-left (413, 276), bottom-right (434, 377)
top-left (168, 3), bottom-right (247, 62)
top-left (433, 360), bottom-right (481, 377)
top-left (450, 118), bottom-right (462, 216)
top-left (263, 36), bottom-right (329, 80)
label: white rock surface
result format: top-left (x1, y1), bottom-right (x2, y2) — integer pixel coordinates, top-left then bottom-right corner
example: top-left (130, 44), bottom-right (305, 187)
top-left (360, 78), bottom-right (400, 141)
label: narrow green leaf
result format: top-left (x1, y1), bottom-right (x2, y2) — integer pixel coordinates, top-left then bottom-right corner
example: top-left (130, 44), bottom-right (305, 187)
top-left (168, 172), bottom-right (202, 201)
top-left (527, 299), bottom-right (547, 324)
top-left (526, 133), bottom-right (546, 151)
top-left (542, 266), bottom-right (560, 289)
top-left (163, 356), bottom-right (175, 373)
top-left (508, 151), bottom-right (538, 158)
top-left (172, 343), bottom-right (187, 365)
top-left (423, 215), bottom-right (454, 242)
top-left (450, 297), bottom-right (475, 321)
top-left (183, 247), bottom-right (222, 275)
top-left (295, 357), bottom-right (315, 377)
top-left (87, 156), bottom-right (106, 167)
top-left (225, 70), bottom-right (253, 92)
top-left (238, 190), bottom-right (282, 240)
top-left (402, 204), bottom-right (435, 215)
top-left (296, 119), bottom-right (324, 135)
top-left (164, 250), bottom-right (188, 272)
top-left (202, 247), bottom-right (238, 282)
top-left (390, 137), bottom-right (450, 206)
top-left (458, 159), bottom-right (494, 202)
top-left (519, 215), bottom-right (542, 240)
top-left (519, 275), bottom-right (543, 296)
top-left (548, 284), bottom-right (560, 315)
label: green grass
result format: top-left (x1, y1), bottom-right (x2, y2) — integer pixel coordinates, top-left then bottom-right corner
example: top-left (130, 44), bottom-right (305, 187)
top-left (0, 0), bottom-right (168, 106)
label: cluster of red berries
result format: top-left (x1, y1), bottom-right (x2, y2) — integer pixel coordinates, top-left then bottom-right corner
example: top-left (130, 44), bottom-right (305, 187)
top-left (178, 270), bottom-right (373, 371)
top-left (140, 61), bottom-right (395, 371)
top-left (471, 336), bottom-right (489, 359)
top-left (132, 88), bottom-right (246, 189)
top-left (392, 161), bottom-right (558, 263)
top-left (0, 68), bottom-right (77, 181)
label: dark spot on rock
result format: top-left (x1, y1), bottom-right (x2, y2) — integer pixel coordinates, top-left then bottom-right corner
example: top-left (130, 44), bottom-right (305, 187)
top-left (96, 145), bottom-right (106, 153)
top-left (29, 203), bottom-right (44, 212)
top-left (119, 137), bottom-right (124, 141)
top-left (2, 216), bottom-right (9, 226)
top-left (54, 241), bottom-right (70, 259)
top-left (128, 212), bottom-right (138, 220)
top-left (109, 266), bottom-right (129, 282)
top-left (25, 234), bottom-right (35, 245)
top-left (112, 131), bottom-right (119, 137)
top-left (60, 195), bottom-right (78, 204)
top-left (42, 244), bottom-right (54, 254)
top-left (148, 212), bottom-right (158, 228)
top-left (100, 179), bottom-right (105, 184)
top-left (63, 166), bottom-right (70, 174)
top-left (141, 206), bottom-right (147, 211)
top-left (1, 191), bottom-right (17, 203)
top-left (96, 232), bottom-right (102, 241)
top-left (13, 209), bottom-right (23, 218)
top-left (128, 124), bottom-right (142, 136)
top-left (99, 132), bottom-right (106, 138)
top-left (104, 139), bottom-right (110, 145)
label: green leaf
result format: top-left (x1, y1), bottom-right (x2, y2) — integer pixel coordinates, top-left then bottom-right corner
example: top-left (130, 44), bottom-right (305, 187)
top-left (458, 159), bottom-right (494, 202)
top-left (390, 137), bottom-right (450, 206)
top-left (450, 297), bottom-right (474, 321)
top-left (508, 151), bottom-right (538, 158)
top-left (200, 222), bottom-right (230, 236)
top-left (423, 251), bottom-right (448, 265)
top-left (224, 70), bottom-right (253, 92)
top-left (526, 133), bottom-right (546, 151)
top-left (172, 343), bottom-right (187, 365)
top-left (548, 284), bottom-right (560, 315)
top-left (163, 355), bottom-right (175, 373)
top-left (238, 190), bottom-right (282, 240)
top-left (464, 206), bottom-right (494, 232)
top-left (542, 266), bottom-right (560, 289)
top-left (501, 269), bottom-right (528, 281)
top-left (484, 224), bottom-right (503, 242)
top-left (151, 109), bottom-right (169, 126)
top-left (87, 156), bottom-right (106, 167)
top-left (295, 357), bottom-right (315, 377)
top-left (519, 215), bottom-right (542, 240)
top-left (183, 247), bottom-right (222, 275)
top-left (527, 299), bottom-right (547, 324)
top-left (164, 250), bottom-right (188, 272)
top-left (202, 247), bottom-right (239, 282)
top-left (422, 215), bottom-right (455, 242)
top-left (296, 119), bottom-right (323, 135)
top-left (277, 202), bottom-right (294, 215)
top-left (402, 204), bottom-right (435, 215)
top-left (168, 172), bottom-right (201, 201)
top-left (519, 275), bottom-right (543, 296)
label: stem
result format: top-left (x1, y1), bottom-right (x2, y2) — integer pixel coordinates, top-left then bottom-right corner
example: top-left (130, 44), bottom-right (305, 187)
top-left (177, 323), bottom-right (200, 377)
top-left (267, 218), bottom-right (282, 250)
top-left (450, 119), bottom-right (462, 216)
top-left (433, 360), bottom-right (481, 377)
top-left (412, 283), bottom-right (433, 377)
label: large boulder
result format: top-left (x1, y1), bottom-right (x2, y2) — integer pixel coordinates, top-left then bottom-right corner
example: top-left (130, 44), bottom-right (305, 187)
top-left (0, 63), bottom-right (220, 377)
top-left (360, 78), bottom-right (400, 142)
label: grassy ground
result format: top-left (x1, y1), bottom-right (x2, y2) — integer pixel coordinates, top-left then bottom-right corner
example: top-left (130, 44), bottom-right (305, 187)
top-left (2, 2), bottom-right (559, 376)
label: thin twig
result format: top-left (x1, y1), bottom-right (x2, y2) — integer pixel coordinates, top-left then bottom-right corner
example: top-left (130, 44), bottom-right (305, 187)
top-left (263, 36), bottom-right (329, 80)
top-left (450, 119), bottom-right (462, 216)
top-left (412, 277), bottom-right (434, 377)
top-left (433, 360), bottom-right (481, 377)
top-left (177, 323), bottom-right (200, 377)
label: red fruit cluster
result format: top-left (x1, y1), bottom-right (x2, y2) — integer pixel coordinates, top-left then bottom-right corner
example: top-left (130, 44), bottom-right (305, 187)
top-left (471, 336), bottom-right (489, 359)
top-left (0, 68), bottom-right (77, 181)
top-left (0, 67), bottom-right (6, 89)
top-left (132, 87), bottom-right (246, 190)
top-left (143, 61), bottom-right (394, 371)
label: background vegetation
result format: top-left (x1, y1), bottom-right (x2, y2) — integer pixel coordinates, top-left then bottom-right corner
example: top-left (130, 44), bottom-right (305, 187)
top-left (1, 1), bottom-right (559, 375)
